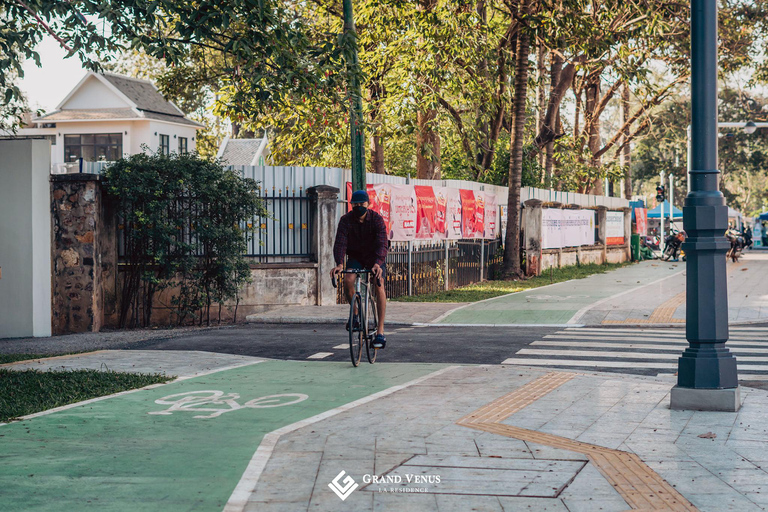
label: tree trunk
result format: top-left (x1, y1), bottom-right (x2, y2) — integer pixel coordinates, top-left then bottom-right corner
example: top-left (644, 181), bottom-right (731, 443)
top-left (502, 0), bottom-right (531, 278)
top-left (369, 80), bottom-right (386, 174)
top-left (585, 74), bottom-right (602, 195)
top-left (416, 109), bottom-right (441, 180)
top-left (536, 42), bottom-right (547, 174)
top-left (621, 83), bottom-right (632, 199)
top-left (544, 50), bottom-right (563, 187)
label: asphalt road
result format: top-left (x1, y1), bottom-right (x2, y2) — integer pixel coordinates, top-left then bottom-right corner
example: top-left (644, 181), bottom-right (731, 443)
top-left (122, 323), bottom-right (768, 389)
top-left (126, 323), bottom-right (560, 365)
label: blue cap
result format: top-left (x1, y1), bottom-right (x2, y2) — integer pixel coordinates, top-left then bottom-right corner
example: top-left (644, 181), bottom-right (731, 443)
top-left (351, 190), bottom-right (369, 203)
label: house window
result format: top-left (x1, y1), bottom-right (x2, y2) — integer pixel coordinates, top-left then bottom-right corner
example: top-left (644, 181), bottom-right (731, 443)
top-left (64, 133), bottom-right (122, 162)
top-left (159, 134), bottom-right (170, 155)
top-left (178, 137), bottom-right (188, 155)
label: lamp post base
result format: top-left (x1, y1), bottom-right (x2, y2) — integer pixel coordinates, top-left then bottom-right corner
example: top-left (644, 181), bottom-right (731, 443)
top-left (670, 385), bottom-right (741, 412)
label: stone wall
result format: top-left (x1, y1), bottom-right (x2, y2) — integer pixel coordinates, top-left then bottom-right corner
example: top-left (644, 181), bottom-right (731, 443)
top-left (51, 176), bottom-right (339, 332)
top-left (541, 246), bottom-right (628, 270)
top-left (107, 263), bottom-right (320, 326)
top-left (50, 174), bottom-right (116, 334)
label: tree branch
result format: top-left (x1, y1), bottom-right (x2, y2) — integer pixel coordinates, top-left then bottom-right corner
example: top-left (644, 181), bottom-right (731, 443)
top-left (594, 75), bottom-right (687, 160)
top-left (15, 0), bottom-right (74, 53)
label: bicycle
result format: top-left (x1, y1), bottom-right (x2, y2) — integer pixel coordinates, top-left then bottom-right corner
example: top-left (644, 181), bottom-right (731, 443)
top-left (332, 269), bottom-right (380, 366)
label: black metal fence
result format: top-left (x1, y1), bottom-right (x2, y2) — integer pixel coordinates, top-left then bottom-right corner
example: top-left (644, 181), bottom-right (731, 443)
top-left (245, 188), bottom-right (313, 262)
top-left (118, 187), bottom-right (313, 262)
top-left (336, 237), bottom-right (504, 302)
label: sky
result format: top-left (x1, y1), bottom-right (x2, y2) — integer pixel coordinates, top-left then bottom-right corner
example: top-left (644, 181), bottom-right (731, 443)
top-left (20, 36), bottom-right (92, 112)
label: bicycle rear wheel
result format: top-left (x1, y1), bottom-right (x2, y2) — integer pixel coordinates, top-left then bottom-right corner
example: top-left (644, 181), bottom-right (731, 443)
top-left (366, 292), bottom-right (378, 364)
top-left (349, 294), bottom-right (363, 366)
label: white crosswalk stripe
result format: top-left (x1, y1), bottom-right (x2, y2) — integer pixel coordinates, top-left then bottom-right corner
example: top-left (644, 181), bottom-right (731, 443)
top-left (505, 328), bottom-right (768, 375)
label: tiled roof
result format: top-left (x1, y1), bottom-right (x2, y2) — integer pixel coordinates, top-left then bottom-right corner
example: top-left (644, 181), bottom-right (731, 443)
top-left (218, 138), bottom-right (265, 165)
top-left (37, 73), bottom-right (203, 128)
top-left (38, 108), bottom-right (139, 121)
top-left (142, 110), bottom-right (205, 127)
top-left (101, 73), bottom-right (183, 116)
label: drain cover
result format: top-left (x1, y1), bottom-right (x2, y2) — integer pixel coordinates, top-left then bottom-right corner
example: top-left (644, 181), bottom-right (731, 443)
top-left (362, 455), bottom-right (586, 497)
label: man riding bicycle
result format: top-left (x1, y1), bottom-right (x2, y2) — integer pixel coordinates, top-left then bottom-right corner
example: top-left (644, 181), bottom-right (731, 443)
top-left (330, 190), bottom-right (389, 348)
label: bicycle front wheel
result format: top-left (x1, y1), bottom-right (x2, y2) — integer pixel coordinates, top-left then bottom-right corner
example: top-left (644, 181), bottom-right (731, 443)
top-left (366, 292), bottom-right (378, 364)
top-left (349, 294), bottom-right (363, 366)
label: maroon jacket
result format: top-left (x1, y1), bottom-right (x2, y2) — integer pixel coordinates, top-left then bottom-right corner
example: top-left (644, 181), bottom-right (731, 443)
top-left (333, 210), bottom-right (388, 268)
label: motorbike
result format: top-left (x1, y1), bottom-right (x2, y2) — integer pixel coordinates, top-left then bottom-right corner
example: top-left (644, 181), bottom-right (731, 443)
top-left (725, 229), bottom-right (745, 262)
top-left (644, 235), bottom-right (660, 251)
top-left (661, 233), bottom-right (684, 261)
top-left (744, 230), bottom-right (753, 250)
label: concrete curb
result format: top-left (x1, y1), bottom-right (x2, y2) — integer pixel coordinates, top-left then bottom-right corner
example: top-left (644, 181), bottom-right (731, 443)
top-left (246, 316), bottom-right (414, 327)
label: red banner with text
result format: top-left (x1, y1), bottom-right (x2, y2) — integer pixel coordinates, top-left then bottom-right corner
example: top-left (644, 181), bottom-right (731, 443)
top-left (346, 183), bottom-right (498, 241)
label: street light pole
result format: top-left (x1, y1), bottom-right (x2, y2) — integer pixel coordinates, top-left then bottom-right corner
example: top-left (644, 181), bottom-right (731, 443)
top-left (659, 170), bottom-right (665, 253)
top-left (672, 0), bottom-right (739, 411)
top-left (343, 0), bottom-right (366, 191)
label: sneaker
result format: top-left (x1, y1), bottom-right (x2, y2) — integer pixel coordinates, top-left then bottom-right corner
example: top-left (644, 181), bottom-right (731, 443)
top-left (372, 334), bottom-right (386, 349)
top-left (345, 318), bottom-right (360, 331)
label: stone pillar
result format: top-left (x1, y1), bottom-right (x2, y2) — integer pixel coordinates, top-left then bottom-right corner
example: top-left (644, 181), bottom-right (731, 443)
top-left (51, 174), bottom-right (114, 333)
top-left (308, 185), bottom-right (340, 306)
top-left (522, 199), bottom-right (543, 276)
top-left (597, 206), bottom-right (608, 263)
top-left (0, 139), bottom-right (52, 338)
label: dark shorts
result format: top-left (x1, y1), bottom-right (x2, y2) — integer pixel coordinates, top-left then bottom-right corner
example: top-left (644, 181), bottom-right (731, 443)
top-left (346, 258), bottom-right (386, 285)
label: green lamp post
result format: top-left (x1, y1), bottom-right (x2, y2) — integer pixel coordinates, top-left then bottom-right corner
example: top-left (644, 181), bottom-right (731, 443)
top-left (343, 0), bottom-right (366, 192)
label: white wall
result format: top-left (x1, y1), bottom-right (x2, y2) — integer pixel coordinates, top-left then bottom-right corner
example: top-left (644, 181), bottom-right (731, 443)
top-left (62, 75), bottom-right (128, 109)
top-left (147, 121), bottom-right (198, 154)
top-left (0, 139), bottom-right (52, 338)
top-left (19, 119), bottom-right (199, 169)
top-left (46, 121), bottom-right (132, 166)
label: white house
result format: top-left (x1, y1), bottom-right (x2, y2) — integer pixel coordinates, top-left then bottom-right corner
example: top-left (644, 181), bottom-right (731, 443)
top-left (216, 136), bottom-right (271, 166)
top-left (14, 71), bottom-right (204, 172)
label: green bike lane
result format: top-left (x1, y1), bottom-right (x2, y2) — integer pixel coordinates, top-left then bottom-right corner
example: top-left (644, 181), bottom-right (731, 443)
top-left (436, 261), bottom-right (684, 325)
top-left (0, 360), bottom-right (446, 512)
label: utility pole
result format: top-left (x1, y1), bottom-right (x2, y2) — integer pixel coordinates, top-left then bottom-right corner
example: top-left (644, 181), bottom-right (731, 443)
top-left (669, 174), bottom-right (674, 224)
top-left (672, 0), bottom-right (739, 411)
top-left (659, 171), bottom-right (665, 253)
top-left (343, 0), bottom-right (366, 191)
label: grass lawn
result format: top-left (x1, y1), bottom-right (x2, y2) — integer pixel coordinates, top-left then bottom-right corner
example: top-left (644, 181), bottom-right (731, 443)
top-left (394, 261), bottom-right (633, 303)
top-left (0, 369), bottom-right (171, 422)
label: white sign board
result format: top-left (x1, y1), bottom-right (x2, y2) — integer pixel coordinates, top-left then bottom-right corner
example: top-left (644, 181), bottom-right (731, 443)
top-left (606, 211), bottom-right (625, 245)
top-left (542, 209), bottom-right (595, 249)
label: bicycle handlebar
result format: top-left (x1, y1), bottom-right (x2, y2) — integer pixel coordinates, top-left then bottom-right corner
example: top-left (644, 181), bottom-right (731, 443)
top-left (331, 269), bottom-right (382, 288)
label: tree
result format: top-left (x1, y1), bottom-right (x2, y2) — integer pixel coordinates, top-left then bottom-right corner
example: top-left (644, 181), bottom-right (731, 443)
top-left (502, 0), bottom-right (531, 277)
top-left (1, 0), bottom-right (343, 130)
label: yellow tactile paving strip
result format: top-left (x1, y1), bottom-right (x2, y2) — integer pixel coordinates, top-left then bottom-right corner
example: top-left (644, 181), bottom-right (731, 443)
top-left (457, 372), bottom-right (698, 511)
top-left (603, 292), bottom-right (686, 325)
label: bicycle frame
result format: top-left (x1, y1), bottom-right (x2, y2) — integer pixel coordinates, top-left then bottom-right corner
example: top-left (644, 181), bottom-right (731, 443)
top-left (334, 269), bottom-right (376, 334)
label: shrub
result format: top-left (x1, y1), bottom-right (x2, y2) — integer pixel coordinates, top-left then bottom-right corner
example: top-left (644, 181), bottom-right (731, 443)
top-left (103, 152), bottom-right (266, 327)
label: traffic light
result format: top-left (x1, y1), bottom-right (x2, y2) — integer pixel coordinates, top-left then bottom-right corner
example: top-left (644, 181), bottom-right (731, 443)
top-left (656, 185), bottom-right (666, 203)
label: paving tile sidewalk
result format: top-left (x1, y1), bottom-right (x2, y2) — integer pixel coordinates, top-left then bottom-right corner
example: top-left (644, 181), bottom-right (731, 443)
top-left (580, 251), bottom-right (768, 326)
top-left (3, 351), bottom-right (768, 511)
top-left (236, 365), bottom-right (768, 512)
top-left (1, 349), bottom-right (262, 377)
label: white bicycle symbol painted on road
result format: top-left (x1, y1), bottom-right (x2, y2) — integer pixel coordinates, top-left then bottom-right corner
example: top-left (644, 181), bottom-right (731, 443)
top-left (148, 390), bottom-right (309, 419)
